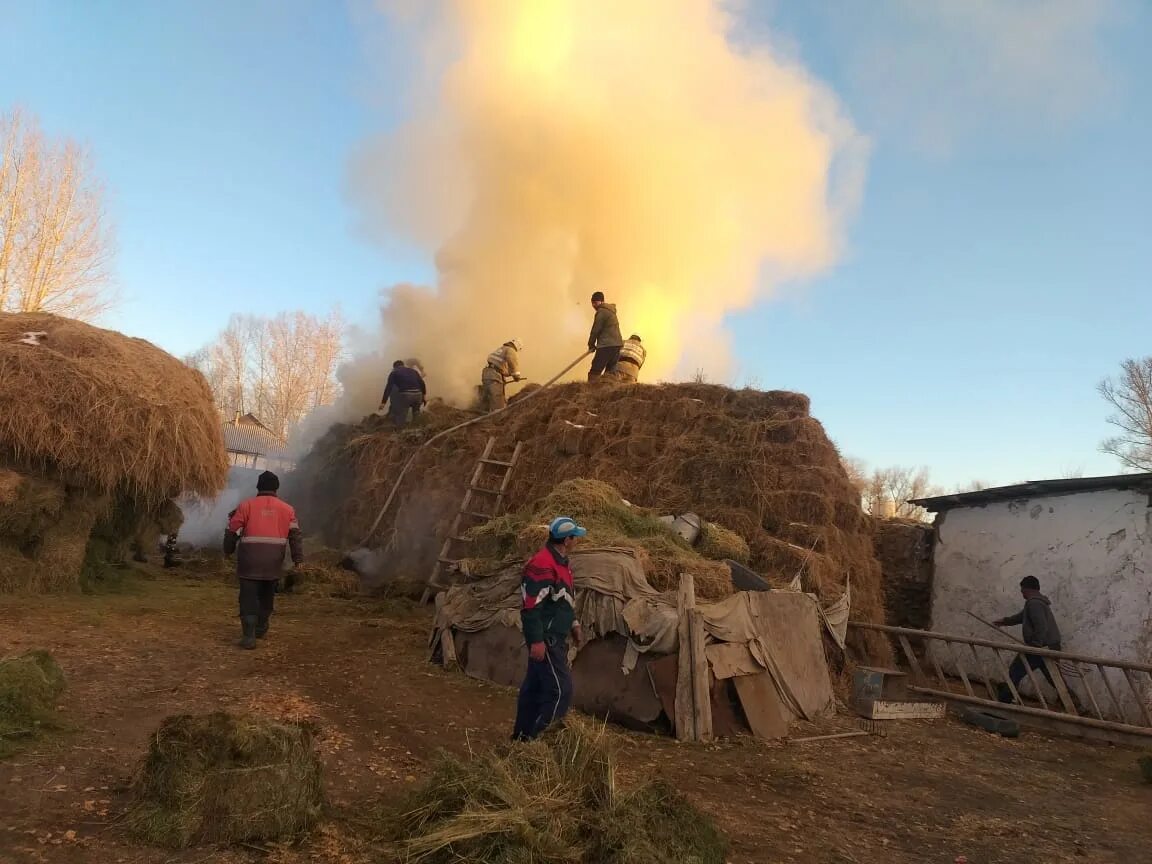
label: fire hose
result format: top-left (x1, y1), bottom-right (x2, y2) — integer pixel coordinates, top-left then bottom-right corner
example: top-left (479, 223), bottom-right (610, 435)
top-left (355, 350), bottom-right (593, 548)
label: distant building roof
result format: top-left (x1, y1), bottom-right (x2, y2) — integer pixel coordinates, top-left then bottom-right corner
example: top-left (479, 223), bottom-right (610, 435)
top-left (911, 473), bottom-right (1152, 513)
top-left (222, 413), bottom-right (288, 457)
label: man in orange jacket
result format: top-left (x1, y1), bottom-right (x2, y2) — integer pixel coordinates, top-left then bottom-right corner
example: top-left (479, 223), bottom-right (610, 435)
top-left (224, 471), bottom-right (304, 649)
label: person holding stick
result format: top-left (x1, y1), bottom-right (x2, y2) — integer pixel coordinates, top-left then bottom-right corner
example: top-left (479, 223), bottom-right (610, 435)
top-left (993, 575), bottom-right (1063, 703)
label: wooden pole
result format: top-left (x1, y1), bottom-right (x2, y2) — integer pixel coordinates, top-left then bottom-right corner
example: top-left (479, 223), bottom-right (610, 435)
top-left (675, 573), bottom-right (698, 741)
top-left (688, 607), bottom-right (713, 742)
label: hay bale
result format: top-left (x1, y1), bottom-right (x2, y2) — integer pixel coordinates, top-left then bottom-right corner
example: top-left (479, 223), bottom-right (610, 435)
top-left (127, 712), bottom-right (323, 848)
top-left (385, 718), bottom-right (726, 864)
top-left (697, 521), bottom-right (750, 565)
top-left (0, 485), bottom-right (108, 593)
top-left (0, 313), bottom-right (227, 500)
top-left (0, 649), bottom-right (66, 753)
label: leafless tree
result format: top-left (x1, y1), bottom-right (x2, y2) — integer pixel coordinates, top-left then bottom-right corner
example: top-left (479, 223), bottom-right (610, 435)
top-left (845, 459), bottom-right (943, 521)
top-left (1099, 357), bottom-right (1152, 472)
top-left (188, 308), bottom-right (346, 438)
top-left (0, 107), bottom-right (114, 319)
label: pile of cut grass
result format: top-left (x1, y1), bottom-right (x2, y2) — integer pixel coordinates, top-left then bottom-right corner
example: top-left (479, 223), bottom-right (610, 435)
top-left (697, 520), bottom-right (751, 565)
top-left (464, 479), bottom-right (736, 600)
top-left (126, 711), bottom-right (323, 848)
top-left (0, 649), bottom-right (66, 757)
top-left (383, 718), bottom-right (726, 864)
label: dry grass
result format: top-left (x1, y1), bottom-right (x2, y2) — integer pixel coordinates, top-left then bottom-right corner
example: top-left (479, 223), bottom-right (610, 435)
top-left (0, 649), bottom-right (66, 757)
top-left (126, 711), bottom-right (324, 848)
top-left (696, 520), bottom-right (750, 565)
top-left (463, 479), bottom-right (733, 600)
top-left (295, 382), bottom-right (890, 664)
top-left (0, 312), bottom-right (228, 500)
top-left (383, 718), bottom-right (726, 864)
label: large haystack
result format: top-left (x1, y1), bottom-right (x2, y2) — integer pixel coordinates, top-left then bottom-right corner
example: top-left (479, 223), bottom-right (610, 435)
top-left (295, 382), bottom-right (890, 662)
top-left (0, 312), bottom-right (228, 591)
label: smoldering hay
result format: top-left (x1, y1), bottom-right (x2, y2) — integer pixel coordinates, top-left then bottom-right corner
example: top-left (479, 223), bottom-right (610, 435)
top-left (295, 0), bottom-right (866, 453)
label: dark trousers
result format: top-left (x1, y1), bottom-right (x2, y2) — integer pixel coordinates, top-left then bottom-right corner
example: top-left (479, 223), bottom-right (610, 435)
top-left (512, 638), bottom-right (573, 741)
top-left (389, 390), bottom-right (423, 427)
top-left (588, 346), bottom-right (622, 379)
top-left (1010, 652), bottom-right (1056, 689)
top-left (238, 578), bottom-right (276, 621)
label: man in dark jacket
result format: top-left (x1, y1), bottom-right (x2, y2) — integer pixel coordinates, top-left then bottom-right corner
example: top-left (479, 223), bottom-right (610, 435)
top-left (586, 292), bottom-right (623, 381)
top-left (223, 471), bottom-right (304, 649)
top-left (994, 575), bottom-right (1063, 702)
top-left (379, 360), bottom-right (427, 427)
top-left (512, 516), bottom-right (587, 741)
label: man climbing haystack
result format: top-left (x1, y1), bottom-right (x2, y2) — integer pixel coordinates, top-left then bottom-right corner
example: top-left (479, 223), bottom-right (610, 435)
top-left (586, 292), bottom-right (623, 381)
top-left (224, 471), bottom-right (304, 649)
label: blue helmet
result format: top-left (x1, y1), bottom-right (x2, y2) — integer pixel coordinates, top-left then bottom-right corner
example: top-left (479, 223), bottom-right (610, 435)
top-left (548, 516), bottom-right (588, 540)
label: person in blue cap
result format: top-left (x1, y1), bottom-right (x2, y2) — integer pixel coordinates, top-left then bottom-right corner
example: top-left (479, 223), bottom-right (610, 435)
top-left (511, 515), bottom-right (587, 741)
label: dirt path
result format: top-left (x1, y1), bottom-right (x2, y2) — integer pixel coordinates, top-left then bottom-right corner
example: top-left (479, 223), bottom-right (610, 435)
top-left (1, 574), bottom-right (1149, 863)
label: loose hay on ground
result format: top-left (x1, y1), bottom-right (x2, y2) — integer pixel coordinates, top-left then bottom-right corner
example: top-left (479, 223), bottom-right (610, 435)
top-left (696, 521), bottom-right (750, 565)
top-left (383, 718), bottom-right (726, 864)
top-left (126, 712), bottom-right (323, 848)
top-left (0, 649), bottom-right (65, 756)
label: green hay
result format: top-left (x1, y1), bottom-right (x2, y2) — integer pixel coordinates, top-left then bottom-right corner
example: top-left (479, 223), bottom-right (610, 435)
top-left (126, 712), bottom-right (323, 848)
top-left (384, 718), bottom-right (726, 864)
top-left (697, 521), bottom-right (751, 565)
top-left (0, 649), bottom-right (66, 756)
top-left (464, 479), bottom-right (735, 600)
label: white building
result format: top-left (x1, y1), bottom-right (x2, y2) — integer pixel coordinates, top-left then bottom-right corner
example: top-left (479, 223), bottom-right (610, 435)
top-left (222, 413), bottom-right (294, 473)
top-left (913, 474), bottom-right (1152, 718)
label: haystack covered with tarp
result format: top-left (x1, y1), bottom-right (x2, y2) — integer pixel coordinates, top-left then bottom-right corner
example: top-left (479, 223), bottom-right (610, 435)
top-left (432, 546), bottom-right (839, 738)
top-left (0, 313), bottom-right (228, 591)
top-left (296, 382), bottom-right (889, 662)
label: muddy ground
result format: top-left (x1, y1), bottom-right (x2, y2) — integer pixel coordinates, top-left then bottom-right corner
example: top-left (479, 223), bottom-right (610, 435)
top-left (1, 571), bottom-right (1148, 864)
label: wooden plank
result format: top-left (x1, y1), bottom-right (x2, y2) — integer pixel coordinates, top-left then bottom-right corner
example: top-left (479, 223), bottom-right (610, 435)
top-left (946, 642), bottom-right (975, 697)
top-left (856, 700), bottom-right (946, 720)
top-left (440, 629), bottom-right (459, 672)
top-left (1079, 665), bottom-right (1104, 720)
top-left (733, 672), bottom-right (790, 739)
top-left (1123, 669), bottom-right (1152, 726)
top-left (1042, 658), bottom-right (1078, 716)
top-left (674, 573), bottom-right (697, 741)
top-left (1098, 664), bottom-right (1127, 723)
top-left (706, 642), bottom-right (763, 680)
top-left (970, 644), bottom-right (998, 700)
top-left (991, 648), bottom-right (1024, 705)
top-left (897, 635), bottom-right (925, 683)
top-left (688, 608), bottom-right (713, 742)
top-left (928, 644), bottom-right (948, 691)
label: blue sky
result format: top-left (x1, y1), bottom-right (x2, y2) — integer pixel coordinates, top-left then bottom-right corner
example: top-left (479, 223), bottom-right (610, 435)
top-left (2, 1), bottom-right (1149, 488)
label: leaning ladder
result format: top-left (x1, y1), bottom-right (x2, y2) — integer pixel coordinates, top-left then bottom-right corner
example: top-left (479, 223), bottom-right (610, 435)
top-left (423, 436), bottom-right (523, 601)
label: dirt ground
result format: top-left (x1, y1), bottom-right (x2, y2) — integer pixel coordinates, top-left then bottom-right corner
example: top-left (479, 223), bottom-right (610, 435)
top-left (1, 571), bottom-right (1149, 864)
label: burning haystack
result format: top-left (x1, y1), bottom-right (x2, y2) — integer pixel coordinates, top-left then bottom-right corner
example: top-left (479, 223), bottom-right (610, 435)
top-left (0, 312), bottom-right (228, 591)
top-left (295, 382), bottom-right (888, 661)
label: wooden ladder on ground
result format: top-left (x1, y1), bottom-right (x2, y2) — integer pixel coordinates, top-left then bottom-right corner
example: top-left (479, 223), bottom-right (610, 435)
top-left (422, 436), bottom-right (523, 602)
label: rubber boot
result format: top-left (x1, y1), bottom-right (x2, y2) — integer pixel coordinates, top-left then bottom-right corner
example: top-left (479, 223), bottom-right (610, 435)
top-left (239, 616), bottom-right (258, 650)
top-left (256, 616), bottom-right (270, 639)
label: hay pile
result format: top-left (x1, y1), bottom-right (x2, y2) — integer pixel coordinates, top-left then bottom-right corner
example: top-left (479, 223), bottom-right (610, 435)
top-left (296, 382), bottom-right (889, 662)
top-left (464, 479), bottom-right (736, 600)
top-left (0, 649), bottom-right (66, 756)
top-left (384, 719), bottom-right (726, 864)
top-left (0, 313), bottom-right (227, 591)
top-left (871, 517), bottom-right (934, 630)
top-left (127, 712), bottom-right (323, 848)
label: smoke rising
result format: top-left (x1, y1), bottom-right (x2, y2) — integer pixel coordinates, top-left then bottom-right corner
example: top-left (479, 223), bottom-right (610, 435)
top-left (302, 0), bottom-right (864, 451)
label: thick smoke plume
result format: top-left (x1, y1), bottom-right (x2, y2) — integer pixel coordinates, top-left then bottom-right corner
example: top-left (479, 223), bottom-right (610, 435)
top-left (301, 0), bottom-right (864, 451)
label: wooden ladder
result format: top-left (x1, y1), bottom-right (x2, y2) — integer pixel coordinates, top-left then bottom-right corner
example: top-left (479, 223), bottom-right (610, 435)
top-left (423, 436), bottom-right (523, 601)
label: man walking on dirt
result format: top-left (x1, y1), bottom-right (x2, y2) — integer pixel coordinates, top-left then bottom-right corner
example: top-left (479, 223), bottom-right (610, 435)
top-left (224, 471), bottom-right (304, 650)
top-left (379, 360), bottom-right (427, 427)
top-left (993, 575), bottom-right (1063, 702)
top-left (512, 516), bottom-right (587, 741)
top-left (586, 292), bottom-right (623, 381)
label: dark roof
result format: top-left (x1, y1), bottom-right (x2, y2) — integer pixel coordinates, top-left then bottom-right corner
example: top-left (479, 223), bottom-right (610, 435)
top-left (222, 414), bottom-right (287, 457)
top-left (911, 473), bottom-right (1152, 513)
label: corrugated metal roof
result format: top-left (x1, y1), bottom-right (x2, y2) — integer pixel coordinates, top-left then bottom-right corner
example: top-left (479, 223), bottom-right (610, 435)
top-left (222, 414), bottom-right (287, 457)
top-left (911, 473), bottom-right (1152, 513)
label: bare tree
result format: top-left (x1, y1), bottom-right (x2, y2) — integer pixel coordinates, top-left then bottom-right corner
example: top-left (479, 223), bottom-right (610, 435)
top-left (1099, 357), bottom-right (1152, 472)
top-left (0, 107), bottom-right (114, 319)
top-left (845, 459), bottom-right (943, 521)
top-left (188, 308), bottom-right (346, 437)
